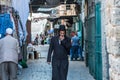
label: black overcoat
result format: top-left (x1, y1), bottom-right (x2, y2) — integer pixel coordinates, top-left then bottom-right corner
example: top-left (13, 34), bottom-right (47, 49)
top-left (47, 35), bottom-right (71, 62)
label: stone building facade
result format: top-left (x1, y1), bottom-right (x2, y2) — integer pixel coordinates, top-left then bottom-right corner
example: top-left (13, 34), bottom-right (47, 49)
top-left (102, 0), bottom-right (120, 80)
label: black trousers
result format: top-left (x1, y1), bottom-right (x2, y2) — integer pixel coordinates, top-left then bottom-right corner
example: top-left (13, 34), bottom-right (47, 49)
top-left (71, 46), bottom-right (79, 60)
top-left (52, 59), bottom-right (69, 80)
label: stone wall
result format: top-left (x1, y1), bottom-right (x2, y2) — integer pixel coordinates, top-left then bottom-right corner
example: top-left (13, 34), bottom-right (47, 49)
top-left (102, 0), bottom-right (120, 80)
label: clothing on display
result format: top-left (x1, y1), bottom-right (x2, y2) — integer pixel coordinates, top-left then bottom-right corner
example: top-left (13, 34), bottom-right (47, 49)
top-left (0, 13), bottom-right (13, 38)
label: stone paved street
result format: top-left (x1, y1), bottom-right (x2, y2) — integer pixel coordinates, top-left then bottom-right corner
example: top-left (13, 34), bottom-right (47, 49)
top-left (18, 45), bottom-right (94, 80)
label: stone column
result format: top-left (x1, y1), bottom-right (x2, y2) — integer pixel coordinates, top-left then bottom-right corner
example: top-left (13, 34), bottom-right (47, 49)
top-left (101, 0), bottom-right (111, 79)
top-left (101, 0), bottom-right (109, 79)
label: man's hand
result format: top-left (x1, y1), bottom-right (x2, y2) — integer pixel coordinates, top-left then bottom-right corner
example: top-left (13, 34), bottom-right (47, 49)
top-left (59, 35), bottom-right (64, 41)
top-left (47, 62), bottom-right (51, 65)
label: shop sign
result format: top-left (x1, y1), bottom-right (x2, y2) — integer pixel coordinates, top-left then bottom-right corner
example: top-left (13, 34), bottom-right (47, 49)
top-left (0, 0), bottom-right (11, 6)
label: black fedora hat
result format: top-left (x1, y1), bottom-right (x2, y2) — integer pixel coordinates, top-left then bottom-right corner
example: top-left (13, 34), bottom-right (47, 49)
top-left (59, 25), bottom-right (66, 31)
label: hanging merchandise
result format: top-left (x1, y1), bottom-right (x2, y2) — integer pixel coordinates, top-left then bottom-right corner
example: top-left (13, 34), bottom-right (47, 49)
top-left (0, 13), bottom-right (13, 38)
top-left (18, 17), bottom-right (24, 46)
top-left (12, 0), bottom-right (30, 42)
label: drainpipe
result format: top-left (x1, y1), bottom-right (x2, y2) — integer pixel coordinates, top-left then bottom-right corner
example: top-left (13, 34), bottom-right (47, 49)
top-left (101, 0), bottom-right (109, 80)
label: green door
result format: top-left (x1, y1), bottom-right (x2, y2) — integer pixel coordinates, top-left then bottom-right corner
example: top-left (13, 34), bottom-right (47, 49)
top-left (95, 2), bottom-right (102, 80)
top-left (85, 17), bottom-right (96, 78)
top-left (85, 2), bottom-right (102, 80)
top-left (89, 18), bottom-right (96, 78)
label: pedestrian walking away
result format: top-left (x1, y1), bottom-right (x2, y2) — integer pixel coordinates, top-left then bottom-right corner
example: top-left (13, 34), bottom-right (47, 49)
top-left (47, 25), bottom-right (71, 80)
top-left (0, 28), bottom-right (19, 80)
top-left (71, 31), bottom-right (79, 60)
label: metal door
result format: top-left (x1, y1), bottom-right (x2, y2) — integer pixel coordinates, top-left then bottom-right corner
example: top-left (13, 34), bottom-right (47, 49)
top-left (85, 17), bottom-right (96, 78)
top-left (95, 2), bottom-right (102, 80)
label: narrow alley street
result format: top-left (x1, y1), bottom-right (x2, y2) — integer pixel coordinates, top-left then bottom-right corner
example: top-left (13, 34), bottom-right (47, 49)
top-left (17, 45), bottom-right (94, 80)
top-left (1, 0), bottom-right (120, 80)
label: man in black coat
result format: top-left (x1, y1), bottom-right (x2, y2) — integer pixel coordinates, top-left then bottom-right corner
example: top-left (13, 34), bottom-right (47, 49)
top-left (47, 25), bottom-right (71, 80)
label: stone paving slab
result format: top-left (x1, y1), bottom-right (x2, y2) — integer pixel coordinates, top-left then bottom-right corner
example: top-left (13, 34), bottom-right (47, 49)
top-left (18, 59), bottom-right (94, 80)
top-left (18, 59), bottom-right (52, 80)
top-left (18, 45), bottom-right (94, 80)
top-left (68, 61), bottom-right (95, 80)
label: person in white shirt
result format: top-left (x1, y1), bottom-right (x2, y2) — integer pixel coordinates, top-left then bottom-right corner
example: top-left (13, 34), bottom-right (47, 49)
top-left (0, 28), bottom-right (19, 80)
